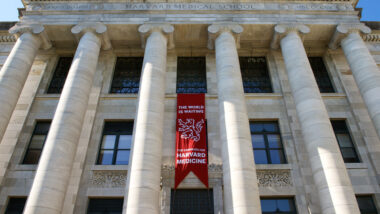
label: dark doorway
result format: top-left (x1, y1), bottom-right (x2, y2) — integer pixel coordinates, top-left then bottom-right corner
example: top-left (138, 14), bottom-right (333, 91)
top-left (171, 189), bottom-right (214, 214)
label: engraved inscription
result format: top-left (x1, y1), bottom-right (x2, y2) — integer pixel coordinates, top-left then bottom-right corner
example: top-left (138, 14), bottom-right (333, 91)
top-left (28, 3), bottom-right (351, 12)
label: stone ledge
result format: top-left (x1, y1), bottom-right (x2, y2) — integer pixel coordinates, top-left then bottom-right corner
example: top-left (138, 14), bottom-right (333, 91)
top-left (345, 162), bottom-right (368, 169)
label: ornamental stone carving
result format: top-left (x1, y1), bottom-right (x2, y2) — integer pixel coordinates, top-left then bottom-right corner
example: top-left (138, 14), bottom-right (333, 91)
top-left (329, 23), bottom-right (371, 49)
top-left (71, 22), bottom-right (111, 50)
top-left (207, 23), bottom-right (243, 49)
top-left (90, 171), bottom-right (127, 188)
top-left (9, 22), bottom-right (51, 50)
top-left (256, 170), bottom-right (293, 187)
top-left (138, 23), bottom-right (175, 49)
top-left (0, 35), bottom-right (16, 43)
top-left (363, 34), bottom-right (380, 42)
top-left (270, 24), bottom-right (310, 49)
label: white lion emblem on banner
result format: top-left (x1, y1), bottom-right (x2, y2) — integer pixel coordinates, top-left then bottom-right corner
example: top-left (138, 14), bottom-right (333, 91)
top-left (178, 119), bottom-right (205, 142)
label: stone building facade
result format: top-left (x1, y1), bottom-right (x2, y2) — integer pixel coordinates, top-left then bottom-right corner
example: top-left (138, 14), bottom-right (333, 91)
top-left (0, 0), bottom-right (380, 213)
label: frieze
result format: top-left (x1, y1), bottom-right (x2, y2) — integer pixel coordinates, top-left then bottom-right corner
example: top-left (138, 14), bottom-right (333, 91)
top-left (256, 169), bottom-right (293, 187)
top-left (162, 165), bottom-right (292, 187)
top-left (27, 3), bottom-right (353, 12)
top-left (90, 170), bottom-right (127, 188)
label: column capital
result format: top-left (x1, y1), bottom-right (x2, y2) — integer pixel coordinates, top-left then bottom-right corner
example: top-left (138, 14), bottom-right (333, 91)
top-left (9, 23), bottom-right (52, 50)
top-left (207, 23), bottom-right (243, 49)
top-left (138, 23), bottom-right (175, 49)
top-left (270, 24), bottom-right (310, 49)
top-left (328, 23), bottom-right (371, 49)
top-left (71, 22), bottom-right (112, 50)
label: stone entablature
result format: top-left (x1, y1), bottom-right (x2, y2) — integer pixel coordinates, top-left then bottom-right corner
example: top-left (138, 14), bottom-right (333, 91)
top-left (25, 2), bottom-right (354, 12)
top-left (23, 0), bottom-right (355, 2)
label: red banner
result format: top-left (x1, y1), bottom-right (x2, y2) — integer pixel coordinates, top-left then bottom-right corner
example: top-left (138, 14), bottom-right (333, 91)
top-left (175, 94), bottom-right (208, 189)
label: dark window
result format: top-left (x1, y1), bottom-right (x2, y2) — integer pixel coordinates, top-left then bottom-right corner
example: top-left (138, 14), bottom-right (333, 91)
top-left (23, 122), bottom-right (51, 164)
top-left (110, 57), bottom-right (143, 94)
top-left (171, 189), bottom-right (213, 214)
top-left (331, 120), bottom-right (360, 163)
top-left (357, 196), bottom-right (378, 214)
top-left (5, 197), bottom-right (27, 214)
top-left (309, 57), bottom-right (335, 93)
top-left (239, 57), bottom-right (273, 93)
top-left (250, 121), bottom-right (286, 164)
top-left (87, 198), bottom-right (123, 214)
top-left (261, 198), bottom-right (297, 214)
top-left (47, 57), bottom-right (73, 94)
top-left (97, 122), bottom-right (133, 165)
top-left (176, 57), bottom-right (207, 94)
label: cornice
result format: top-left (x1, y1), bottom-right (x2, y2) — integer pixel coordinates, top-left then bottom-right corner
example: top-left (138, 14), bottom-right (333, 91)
top-left (22, 0), bottom-right (357, 6)
top-left (22, 0), bottom-right (359, 8)
top-left (24, 0), bottom-right (353, 2)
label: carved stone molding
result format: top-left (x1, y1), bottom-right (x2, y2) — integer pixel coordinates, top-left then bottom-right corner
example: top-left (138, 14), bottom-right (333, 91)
top-left (138, 23), bottom-right (175, 49)
top-left (161, 164), bottom-right (223, 178)
top-left (207, 23), bottom-right (243, 50)
top-left (162, 164), bottom-right (223, 172)
top-left (9, 23), bottom-right (51, 50)
top-left (161, 166), bottom-right (292, 187)
top-left (328, 23), bottom-right (371, 49)
top-left (71, 22), bottom-right (112, 50)
top-left (270, 24), bottom-right (310, 49)
top-left (90, 170), bottom-right (127, 188)
top-left (0, 34), bottom-right (16, 43)
top-left (256, 169), bottom-right (293, 187)
top-left (25, 2), bottom-right (355, 12)
top-left (363, 33), bottom-right (380, 43)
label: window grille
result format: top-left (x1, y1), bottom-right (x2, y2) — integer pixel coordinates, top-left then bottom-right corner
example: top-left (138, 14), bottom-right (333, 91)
top-left (309, 57), bottom-right (335, 93)
top-left (97, 122), bottom-right (133, 165)
top-left (87, 198), bottom-right (123, 214)
top-left (261, 198), bottom-right (297, 214)
top-left (176, 57), bottom-right (207, 94)
top-left (110, 57), bottom-right (143, 94)
top-left (239, 57), bottom-right (273, 93)
top-left (331, 120), bottom-right (360, 163)
top-left (356, 195), bottom-right (378, 214)
top-left (23, 122), bottom-right (51, 164)
top-left (250, 121), bottom-right (286, 164)
top-left (5, 197), bottom-right (26, 214)
top-left (171, 189), bottom-right (214, 214)
top-left (47, 57), bottom-right (72, 94)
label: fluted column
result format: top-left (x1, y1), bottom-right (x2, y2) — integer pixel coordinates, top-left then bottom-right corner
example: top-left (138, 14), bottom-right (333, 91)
top-left (208, 23), bottom-right (261, 214)
top-left (124, 24), bottom-right (174, 214)
top-left (330, 24), bottom-right (380, 139)
top-left (24, 22), bottom-right (110, 214)
top-left (0, 23), bottom-right (51, 142)
top-left (272, 24), bottom-right (360, 213)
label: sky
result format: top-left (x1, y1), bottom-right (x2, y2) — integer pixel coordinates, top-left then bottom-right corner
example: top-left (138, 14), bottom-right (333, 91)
top-left (0, 0), bottom-right (379, 22)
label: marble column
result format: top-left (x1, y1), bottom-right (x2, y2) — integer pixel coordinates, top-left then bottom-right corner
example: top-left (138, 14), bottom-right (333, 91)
top-left (208, 24), bottom-right (261, 214)
top-left (0, 23), bottom-right (51, 142)
top-left (24, 22), bottom-right (110, 214)
top-left (124, 24), bottom-right (174, 214)
top-left (330, 24), bottom-right (380, 139)
top-left (272, 24), bottom-right (360, 213)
